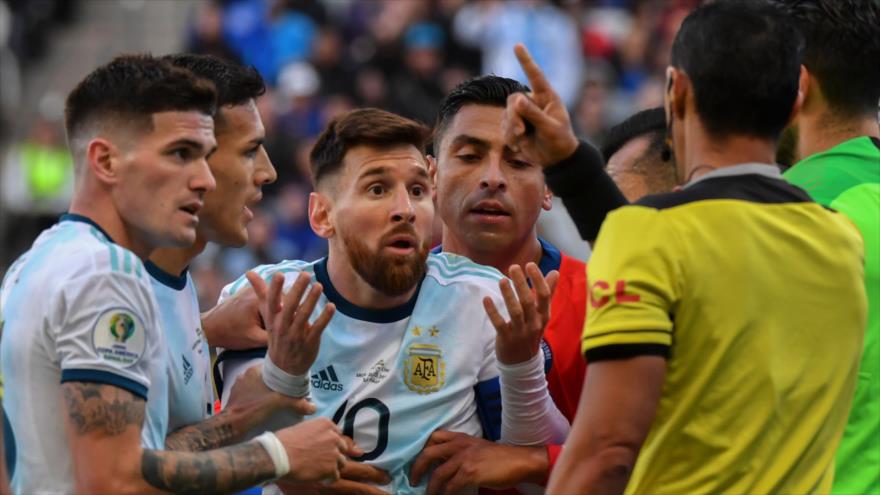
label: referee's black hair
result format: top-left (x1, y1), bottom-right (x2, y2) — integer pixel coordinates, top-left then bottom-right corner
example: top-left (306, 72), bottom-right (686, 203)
top-left (433, 75), bottom-right (530, 151)
top-left (600, 107), bottom-right (666, 164)
top-left (774, 0), bottom-right (880, 120)
top-left (671, 0), bottom-right (804, 140)
top-left (162, 53), bottom-right (266, 131)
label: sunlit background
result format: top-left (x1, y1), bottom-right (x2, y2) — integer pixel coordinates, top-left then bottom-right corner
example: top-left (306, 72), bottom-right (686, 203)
top-left (0, 0), bottom-right (695, 307)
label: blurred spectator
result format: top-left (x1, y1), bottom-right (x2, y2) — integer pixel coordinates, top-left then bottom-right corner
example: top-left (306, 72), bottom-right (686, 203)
top-left (1, 111), bottom-right (73, 263)
top-left (453, 0), bottom-right (583, 108)
top-left (389, 22), bottom-right (447, 125)
top-left (186, 1), bottom-right (240, 62)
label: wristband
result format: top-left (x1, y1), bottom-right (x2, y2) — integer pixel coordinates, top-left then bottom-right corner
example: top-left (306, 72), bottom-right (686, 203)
top-left (262, 354), bottom-right (310, 397)
top-left (254, 431), bottom-right (291, 479)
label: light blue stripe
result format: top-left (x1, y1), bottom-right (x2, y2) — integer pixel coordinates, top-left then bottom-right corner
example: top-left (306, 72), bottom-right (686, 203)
top-left (426, 260), bottom-right (504, 282)
top-left (135, 261), bottom-right (143, 277)
top-left (123, 251), bottom-right (132, 275)
top-left (431, 254), bottom-right (503, 280)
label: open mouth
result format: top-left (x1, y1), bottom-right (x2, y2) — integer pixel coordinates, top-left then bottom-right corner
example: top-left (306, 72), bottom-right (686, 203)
top-left (470, 207), bottom-right (511, 217)
top-left (180, 205), bottom-right (200, 215)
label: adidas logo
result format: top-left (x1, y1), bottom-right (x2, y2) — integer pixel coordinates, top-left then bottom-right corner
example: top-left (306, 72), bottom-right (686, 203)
top-left (311, 365), bottom-right (344, 392)
top-left (182, 355), bottom-right (193, 385)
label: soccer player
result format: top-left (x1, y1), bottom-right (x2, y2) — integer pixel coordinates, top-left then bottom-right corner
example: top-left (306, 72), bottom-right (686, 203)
top-left (600, 108), bottom-right (676, 203)
top-left (0, 55), bottom-right (348, 493)
top-left (142, 53), bottom-right (294, 451)
top-left (409, 83), bottom-right (674, 493)
top-left (777, 2), bottom-right (880, 492)
top-left (217, 108), bottom-right (569, 495)
top-left (540, 1), bottom-right (868, 493)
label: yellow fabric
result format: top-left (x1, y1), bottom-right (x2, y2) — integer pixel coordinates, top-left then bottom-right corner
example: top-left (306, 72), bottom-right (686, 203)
top-left (584, 199), bottom-right (867, 494)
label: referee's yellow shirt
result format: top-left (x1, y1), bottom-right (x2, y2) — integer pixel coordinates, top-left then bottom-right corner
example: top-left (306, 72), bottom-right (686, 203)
top-left (583, 164), bottom-right (867, 494)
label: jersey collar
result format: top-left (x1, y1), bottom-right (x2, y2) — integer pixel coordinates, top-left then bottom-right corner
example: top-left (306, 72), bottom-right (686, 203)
top-left (431, 237), bottom-right (562, 277)
top-left (683, 163), bottom-right (783, 189)
top-left (314, 257), bottom-right (422, 323)
top-left (144, 261), bottom-right (189, 291)
top-left (60, 213), bottom-right (115, 243)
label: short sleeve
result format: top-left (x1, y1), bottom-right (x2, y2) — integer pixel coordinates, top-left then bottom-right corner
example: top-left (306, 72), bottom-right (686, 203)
top-left (582, 206), bottom-right (680, 362)
top-left (54, 270), bottom-right (159, 400)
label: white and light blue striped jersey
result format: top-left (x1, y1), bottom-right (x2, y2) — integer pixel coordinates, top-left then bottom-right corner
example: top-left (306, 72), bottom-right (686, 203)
top-left (217, 253), bottom-right (508, 495)
top-left (146, 262), bottom-right (212, 437)
top-left (0, 214), bottom-right (166, 494)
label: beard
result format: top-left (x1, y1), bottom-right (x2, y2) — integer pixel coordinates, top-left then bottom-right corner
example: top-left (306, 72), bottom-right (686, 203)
top-left (342, 225), bottom-right (430, 297)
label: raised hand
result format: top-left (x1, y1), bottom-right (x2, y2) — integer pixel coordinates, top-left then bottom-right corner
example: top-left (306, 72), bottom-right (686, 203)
top-left (483, 263), bottom-right (559, 365)
top-left (201, 283), bottom-right (268, 350)
top-left (275, 418), bottom-right (354, 483)
top-left (247, 271), bottom-right (336, 375)
top-left (502, 43), bottom-right (579, 167)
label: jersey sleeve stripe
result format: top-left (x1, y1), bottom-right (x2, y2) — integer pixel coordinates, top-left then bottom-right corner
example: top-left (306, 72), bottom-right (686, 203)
top-left (123, 250), bottom-right (132, 275)
top-left (60, 369), bottom-right (148, 400)
top-left (584, 343), bottom-right (669, 362)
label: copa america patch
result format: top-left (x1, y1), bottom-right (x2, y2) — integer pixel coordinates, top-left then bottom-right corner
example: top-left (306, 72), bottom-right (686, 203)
top-left (92, 309), bottom-right (146, 367)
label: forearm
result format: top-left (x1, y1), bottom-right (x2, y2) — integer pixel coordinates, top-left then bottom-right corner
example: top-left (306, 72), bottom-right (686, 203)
top-left (543, 141), bottom-right (628, 242)
top-left (548, 443), bottom-right (635, 495)
top-left (165, 406), bottom-right (251, 451)
top-left (141, 441), bottom-right (276, 495)
top-left (498, 352), bottom-right (570, 446)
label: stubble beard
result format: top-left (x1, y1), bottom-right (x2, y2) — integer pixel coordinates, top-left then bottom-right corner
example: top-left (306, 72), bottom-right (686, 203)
top-left (342, 228), bottom-right (429, 297)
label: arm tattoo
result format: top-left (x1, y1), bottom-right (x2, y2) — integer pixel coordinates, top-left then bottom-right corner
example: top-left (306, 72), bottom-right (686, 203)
top-left (142, 441), bottom-right (275, 494)
top-left (165, 411), bottom-right (237, 452)
top-left (61, 382), bottom-right (145, 436)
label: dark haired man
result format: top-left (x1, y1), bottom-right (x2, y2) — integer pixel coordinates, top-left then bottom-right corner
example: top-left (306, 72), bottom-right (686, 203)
top-left (775, 2), bottom-right (880, 492)
top-left (0, 55), bottom-right (347, 493)
top-left (408, 94), bottom-right (674, 494)
top-left (217, 108), bottom-right (568, 494)
top-left (141, 53), bottom-right (317, 458)
top-left (601, 107), bottom-right (676, 202)
top-left (532, 0), bottom-right (867, 492)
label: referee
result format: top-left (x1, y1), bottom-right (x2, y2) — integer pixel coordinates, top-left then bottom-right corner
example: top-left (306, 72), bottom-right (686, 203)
top-left (527, 1), bottom-right (869, 494)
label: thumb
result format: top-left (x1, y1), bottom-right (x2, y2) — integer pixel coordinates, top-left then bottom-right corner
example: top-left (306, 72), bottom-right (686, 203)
top-left (282, 396), bottom-right (317, 415)
top-left (546, 270), bottom-right (560, 298)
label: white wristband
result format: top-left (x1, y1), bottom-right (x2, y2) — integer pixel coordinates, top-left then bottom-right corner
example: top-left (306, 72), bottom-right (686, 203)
top-left (254, 431), bottom-right (291, 479)
top-left (262, 354), bottom-right (310, 397)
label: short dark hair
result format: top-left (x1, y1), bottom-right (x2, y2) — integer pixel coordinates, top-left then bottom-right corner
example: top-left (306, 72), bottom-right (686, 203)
top-left (64, 54), bottom-right (217, 144)
top-left (776, 0), bottom-right (880, 119)
top-left (601, 107), bottom-right (667, 163)
top-left (434, 75), bottom-right (530, 149)
top-left (310, 108), bottom-right (431, 186)
top-left (670, 0), bottom-right (804, 139)
top-left (603, 107), bottom-right (677, 192)
top-left (162, 53), bottom-right (266, 130)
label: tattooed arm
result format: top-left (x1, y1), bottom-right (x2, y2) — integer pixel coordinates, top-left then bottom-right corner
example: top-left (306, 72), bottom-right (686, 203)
top-left (165, 365), bottom-right (315, 452)
top-left (61, 382), bottom-right (346, 495)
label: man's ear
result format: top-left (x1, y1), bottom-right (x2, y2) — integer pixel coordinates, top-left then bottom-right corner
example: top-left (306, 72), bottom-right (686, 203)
top-left (86, 138), bottom-right (119, 185)
top-left (669, 67), bottom-right (688, 121)
top-left (542, 184), bottom-right (553, 211)
top-left (427, 155), bottom-right (438, 202)
top-left (788, 65), bottom-right (810, 123)
top-left (309, 191), bottom-right (334, 239)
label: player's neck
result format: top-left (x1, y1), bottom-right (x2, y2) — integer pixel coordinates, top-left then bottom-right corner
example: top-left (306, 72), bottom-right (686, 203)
top-left (150, 236), bottom-right (207, 277)
top-left (68, 195), bottom-right (153, 259)
top-left (325, 248), bottom-right (418, 310)
top-left (682, 128), bottom-right (776, 183)
top-left (441, 229), bottom-right (543, 277)
top-left (796, 110), bottom-right (880, 162)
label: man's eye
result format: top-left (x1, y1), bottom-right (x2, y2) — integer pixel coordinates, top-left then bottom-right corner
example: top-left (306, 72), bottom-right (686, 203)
top-left (457, 154), bottom-right (480, 162)
top-left (369, 185), bottom-right (384, 195)
top-left (411, 186), bottom-right (424, 197)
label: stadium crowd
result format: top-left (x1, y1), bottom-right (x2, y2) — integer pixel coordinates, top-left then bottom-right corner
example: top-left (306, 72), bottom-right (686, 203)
top-left (0, 0), bottom-right (878, 494)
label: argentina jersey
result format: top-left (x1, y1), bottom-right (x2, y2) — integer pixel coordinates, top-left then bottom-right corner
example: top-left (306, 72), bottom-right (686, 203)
top-left (217, 253), bottom-right (507, 494)
top-left (0, 214), bottom-right (166, 494)
top-left (146, 262), bottom-right (212, 438)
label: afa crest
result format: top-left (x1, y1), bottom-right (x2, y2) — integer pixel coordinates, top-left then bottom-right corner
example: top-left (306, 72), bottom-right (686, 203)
top-left (404, 343), bottom-right (446, 394)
